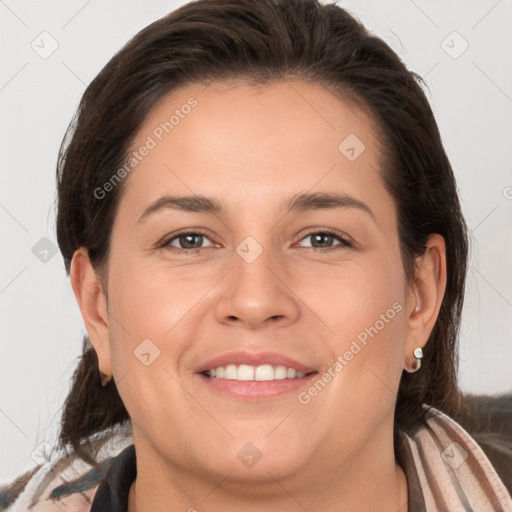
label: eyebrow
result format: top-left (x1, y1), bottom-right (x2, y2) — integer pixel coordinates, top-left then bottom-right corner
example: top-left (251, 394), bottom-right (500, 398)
top-left (137, 192), bottom-right (376, 223)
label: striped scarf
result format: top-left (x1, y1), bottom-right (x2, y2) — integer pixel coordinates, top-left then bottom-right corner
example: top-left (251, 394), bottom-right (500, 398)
top-left (398, 405), bottom-right (512, 511)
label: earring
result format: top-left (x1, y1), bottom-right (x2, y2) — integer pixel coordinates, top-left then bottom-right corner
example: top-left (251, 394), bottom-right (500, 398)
top-left (408, 347), bottom-right (423, 373)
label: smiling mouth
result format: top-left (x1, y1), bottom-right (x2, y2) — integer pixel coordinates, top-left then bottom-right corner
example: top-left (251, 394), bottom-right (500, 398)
top-left (201, 363), bottom-right (317, 381)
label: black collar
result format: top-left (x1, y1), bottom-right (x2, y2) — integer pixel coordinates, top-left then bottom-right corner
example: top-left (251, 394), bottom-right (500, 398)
top-left (90, 444), bottom-right (136, 512)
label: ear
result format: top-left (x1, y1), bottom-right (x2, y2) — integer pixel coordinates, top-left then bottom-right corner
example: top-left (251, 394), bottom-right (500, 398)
top-left (69, 247), bottom-right (111, 380)
top-left (403, 234), bottom-right (447, 371)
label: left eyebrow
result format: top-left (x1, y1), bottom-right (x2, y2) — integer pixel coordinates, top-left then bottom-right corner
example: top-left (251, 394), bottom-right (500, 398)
top-left (137, 191), bottom-right (376, 223)
top-left (286, 192), bottom-right (376, 221)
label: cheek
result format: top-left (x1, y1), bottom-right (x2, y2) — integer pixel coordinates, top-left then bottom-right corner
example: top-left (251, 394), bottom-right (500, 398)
top-left (290, 257), bottom-right (407, 461)
top-left (107, 255), bottom-right (209, 338)
top-left (306, 247), bottom-right (407, 408)
top-left (104, 256), bottom-right (222, 395)
top-left (103, 262), bottom-right (201, 435)
top-left (304, 249), bottom-right (406, 347)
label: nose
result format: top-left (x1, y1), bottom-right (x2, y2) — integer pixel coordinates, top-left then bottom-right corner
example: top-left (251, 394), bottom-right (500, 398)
top-left (214, 239), bottom-right (300, 329)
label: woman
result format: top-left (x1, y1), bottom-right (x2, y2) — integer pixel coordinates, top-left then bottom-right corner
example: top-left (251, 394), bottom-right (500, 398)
top-left (1, 0), bottom-right (511, 510)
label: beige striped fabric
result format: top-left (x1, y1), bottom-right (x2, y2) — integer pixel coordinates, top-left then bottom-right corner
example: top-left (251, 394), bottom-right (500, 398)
top-left (398, 405), bottom-right (512, 511)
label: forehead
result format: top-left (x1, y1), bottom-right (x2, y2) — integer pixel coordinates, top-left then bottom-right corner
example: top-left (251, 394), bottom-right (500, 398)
top-left (120, 79), bottom-right (389, 217)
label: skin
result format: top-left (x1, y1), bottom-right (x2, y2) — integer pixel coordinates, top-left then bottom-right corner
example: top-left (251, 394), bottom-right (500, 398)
top-left (71, 80), bottom-right (446, 512)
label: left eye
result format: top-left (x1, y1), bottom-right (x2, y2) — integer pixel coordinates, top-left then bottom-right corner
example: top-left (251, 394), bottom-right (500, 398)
top-left (298, 231), bottom-right (351, 249)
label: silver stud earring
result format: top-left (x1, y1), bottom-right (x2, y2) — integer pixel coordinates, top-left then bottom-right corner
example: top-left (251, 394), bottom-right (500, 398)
top-left (409, 347), bottom-right (423, 373)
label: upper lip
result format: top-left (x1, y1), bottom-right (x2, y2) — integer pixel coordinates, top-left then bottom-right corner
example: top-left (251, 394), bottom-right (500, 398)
top-left (195, 351), bottom-right (317, 374)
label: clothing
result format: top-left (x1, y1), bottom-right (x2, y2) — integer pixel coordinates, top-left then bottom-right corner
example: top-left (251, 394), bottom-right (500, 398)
top-left (1, 406), bottom-right (511, 511)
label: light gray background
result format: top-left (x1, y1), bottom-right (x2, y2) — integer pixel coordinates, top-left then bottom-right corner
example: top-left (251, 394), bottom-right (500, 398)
top-left (1, 0), bottom-right (511, 483)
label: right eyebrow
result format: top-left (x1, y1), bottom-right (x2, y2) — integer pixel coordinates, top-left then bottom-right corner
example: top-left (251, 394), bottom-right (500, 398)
top-left (138, 195), bottom-right (225, 223)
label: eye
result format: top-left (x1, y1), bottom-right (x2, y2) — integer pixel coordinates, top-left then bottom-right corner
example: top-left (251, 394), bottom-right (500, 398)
top-left (159, 229), bottom-right (216, 253)
top-left (297, 229), bottom-right (353, 250)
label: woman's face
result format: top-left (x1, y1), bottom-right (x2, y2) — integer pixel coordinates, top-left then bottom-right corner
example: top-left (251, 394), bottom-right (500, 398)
top-left (79, 80), bottom-right (438, 486)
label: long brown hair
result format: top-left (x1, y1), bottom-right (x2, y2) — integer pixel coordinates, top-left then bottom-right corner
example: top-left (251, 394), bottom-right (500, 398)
top-left (53, 0), bottom-right (502, 478)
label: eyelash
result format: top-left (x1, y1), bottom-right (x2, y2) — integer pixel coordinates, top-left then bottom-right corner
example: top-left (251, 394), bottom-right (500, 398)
top-left (157, 228), bottom-right (354, 255)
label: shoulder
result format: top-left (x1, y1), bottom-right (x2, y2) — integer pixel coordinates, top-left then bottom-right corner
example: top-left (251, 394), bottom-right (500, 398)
top-left (0, 426), bottom-right (132, 512)
top-left (400, 397), bottom-right (512, 509)
top-left (452, 393), bottom-right (512, 495)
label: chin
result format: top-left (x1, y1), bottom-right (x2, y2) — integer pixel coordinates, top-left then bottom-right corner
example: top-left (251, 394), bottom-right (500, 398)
top-left (204, 434), bottom-right (307, 481)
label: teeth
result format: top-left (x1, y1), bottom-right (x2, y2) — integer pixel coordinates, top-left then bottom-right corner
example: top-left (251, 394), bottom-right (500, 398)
top-left (224, 364), bottom-right (238, 380)
top-left (207, 364), bottom-right (310, 381)
top-left (237, 364), bottom-right (254, 381)
top-left (274, 365), bottom-right (287, 380)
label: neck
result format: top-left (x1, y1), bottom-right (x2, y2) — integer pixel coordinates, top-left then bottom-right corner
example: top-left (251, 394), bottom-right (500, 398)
top-left (127, 431), bottom-right (409, 512)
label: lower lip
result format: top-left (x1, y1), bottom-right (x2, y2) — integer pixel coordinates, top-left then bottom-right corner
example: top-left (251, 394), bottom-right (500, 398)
top-left (197, 372), bottom-right (318, 399)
